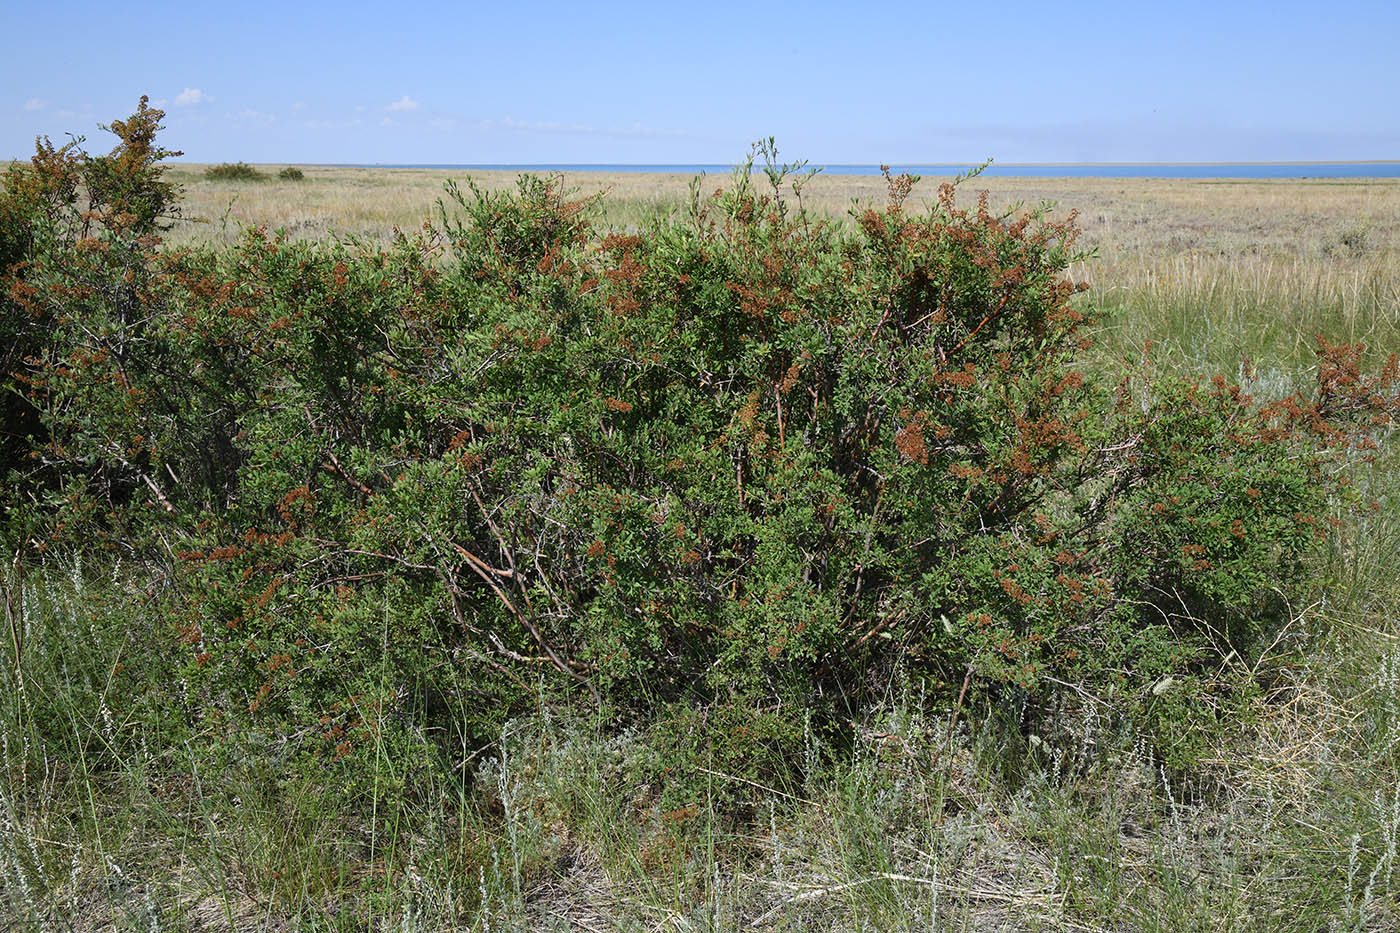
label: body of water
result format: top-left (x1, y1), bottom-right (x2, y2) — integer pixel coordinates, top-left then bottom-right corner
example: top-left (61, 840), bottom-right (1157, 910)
top-left (352, 162), bottom-right (1400, 179)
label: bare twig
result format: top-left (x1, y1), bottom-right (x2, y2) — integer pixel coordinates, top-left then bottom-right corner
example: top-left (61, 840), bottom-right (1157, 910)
top-left (692, 766), bottom-right (816, 806)
top-left (141, 471), bottom-right (176, 512)
top-left (750, 873), bottom-right (936, 926)
top-left (322, 449), bottom-right (374, 497)
top-left (933, 662), bottom-right (975, 767)
top-left (451, 541), bottom-right (598, 700)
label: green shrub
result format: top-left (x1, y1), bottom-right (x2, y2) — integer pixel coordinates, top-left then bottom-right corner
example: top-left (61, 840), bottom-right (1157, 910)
top-left (0, 97), bottom-right (180, 515)
top-left (277, 166), bottom-right (305, 181)
top-left (4, 111), bottom-right (1398, 806)
top-left (205, 161), bottom-right (265, 182)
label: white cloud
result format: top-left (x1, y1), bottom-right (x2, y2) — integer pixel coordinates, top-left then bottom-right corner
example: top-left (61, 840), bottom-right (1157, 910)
top-left (380, 117), bottom-right (395, 127)
top-left (236, 109), bottom-right (276, 123)
top-left (386, 95), bottom-right (420, 113)
top-left (174, 88), bottom-right (212, 106)
top-left (23, 98), bottom-right (47, 112)
top-left (55, 109), bottom-right (76, 119)
top-left (292, 101), bottom-right (305, 111)
top-left (430, 117), bottom-right (458, 129)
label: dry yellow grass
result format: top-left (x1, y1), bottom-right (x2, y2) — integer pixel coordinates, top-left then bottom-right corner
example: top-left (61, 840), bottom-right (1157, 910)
top-left (163, 164), bottom-right (1400, 261)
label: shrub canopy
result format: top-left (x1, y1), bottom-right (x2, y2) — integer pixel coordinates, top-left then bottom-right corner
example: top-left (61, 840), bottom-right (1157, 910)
top-left (4, 104), bottom-right (1397, 785)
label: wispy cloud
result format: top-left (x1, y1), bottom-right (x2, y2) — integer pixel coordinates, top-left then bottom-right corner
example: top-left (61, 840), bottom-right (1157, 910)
top-left (174, 88), bottom-right (212, 106)
top-left (386, 96), bottom-right (420, 113)
top-left (235, 109), bottom-right (276, 123)
top-left (23, 98), bottom-right (47, 112)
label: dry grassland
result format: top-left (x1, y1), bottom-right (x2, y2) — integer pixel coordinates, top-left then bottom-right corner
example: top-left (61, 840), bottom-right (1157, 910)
top-left (164, 164), bottom-right (1400, 264)
top-left (166, 164), bottom-right (1400, 375)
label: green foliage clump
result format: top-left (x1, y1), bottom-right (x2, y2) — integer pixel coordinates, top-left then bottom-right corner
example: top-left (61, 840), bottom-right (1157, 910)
top-left (1, 96), bottom-right (180, 512)
top-left (205, 161), bottom-right (265, 181)
top-left (277, 166), bottom-right (305, 181)
top-left (4, 108), bottom-right (1398, 808)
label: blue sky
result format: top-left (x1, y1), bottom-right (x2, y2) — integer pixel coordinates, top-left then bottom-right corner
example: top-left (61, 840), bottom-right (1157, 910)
top-left (5, 0), bottom-right (1399, 164)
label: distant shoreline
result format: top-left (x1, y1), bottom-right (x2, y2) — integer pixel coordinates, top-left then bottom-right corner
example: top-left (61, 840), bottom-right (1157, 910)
top-left (161, 160), bottom-right (1400, 180)
top-left (162, 160), bottom-right (1400, 168)
top-left (216, 160), bottom-right (1400, 167)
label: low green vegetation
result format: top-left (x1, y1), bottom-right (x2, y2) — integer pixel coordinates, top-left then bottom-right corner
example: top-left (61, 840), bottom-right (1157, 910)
top-left (205, 161), bottom-right (266, 182)
top-left (278, 166), bottom-right (306, 182)
top-left (3, 102), bottom-right (1399, 930)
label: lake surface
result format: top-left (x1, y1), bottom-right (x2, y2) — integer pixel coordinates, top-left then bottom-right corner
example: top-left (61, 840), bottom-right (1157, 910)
top-left (353, 162), bottom-right (1400, 179)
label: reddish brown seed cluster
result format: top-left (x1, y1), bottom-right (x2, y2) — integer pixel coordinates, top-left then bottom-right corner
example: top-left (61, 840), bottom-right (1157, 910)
top-left (894, 410), bottom-right (931, 465)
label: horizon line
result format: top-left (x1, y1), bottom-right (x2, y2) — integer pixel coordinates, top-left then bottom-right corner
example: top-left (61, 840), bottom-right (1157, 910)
top-left (158, 159), bottom-right (1400, 168)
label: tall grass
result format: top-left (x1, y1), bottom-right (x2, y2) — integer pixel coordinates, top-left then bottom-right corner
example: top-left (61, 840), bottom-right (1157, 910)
top-left (1093, 253), bottom-right (1400, 381)
top-left (5, 554), bottom-right (1397, 929)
